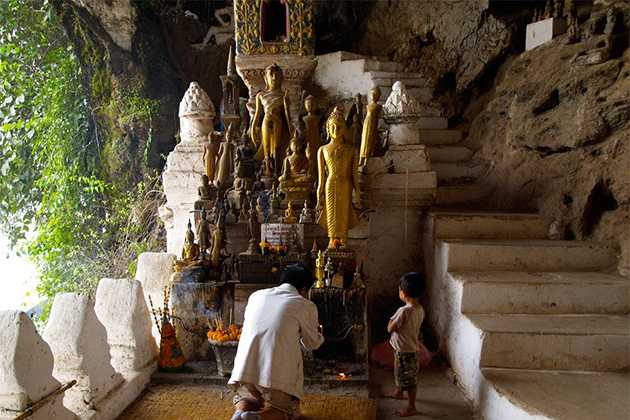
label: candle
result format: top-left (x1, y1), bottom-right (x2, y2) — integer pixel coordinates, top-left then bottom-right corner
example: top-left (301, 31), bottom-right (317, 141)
top-left (229, 307), bottom-right (233, 327)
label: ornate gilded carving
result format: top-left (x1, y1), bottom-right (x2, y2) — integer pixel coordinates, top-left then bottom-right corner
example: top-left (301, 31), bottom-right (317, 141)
top-left (235, 0), bottom-right (315, 57)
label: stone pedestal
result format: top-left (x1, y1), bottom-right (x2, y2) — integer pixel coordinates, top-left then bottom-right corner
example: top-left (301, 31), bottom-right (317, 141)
top-left (43, 293), bottom-right (124, 417)
top-left (0, 310), bottom-right (73, 420)
top-left (170, 282), bottom-right (233, 361)
top-left (135, 252), bottom-right (178, 345)
top-left (526, 18), bottom-right (567, 51)
top-left (235, 54), bottom-right (317, 121)
top-left (94, 279), bottom-right (157, 375)
top-left (388, 123), bottom-right (421, 146)
top-left (162, 142), bottom-right (206, 254)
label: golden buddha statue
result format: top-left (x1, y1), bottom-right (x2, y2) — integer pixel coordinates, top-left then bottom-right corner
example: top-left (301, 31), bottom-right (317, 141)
top-left (284, 201), bottom-right (298, 224)
top-left (216, 124), bottom-right (237, 189)
top-left (314, 250), bottom-right (325, 289)
top-left (359, 87), bottom-right (383, 166)
top-left (210, 219), bottom-right (225, 268)
top-left (303, 95), bottom-right (322, 164)
top-left (279, 137), bottom-right (314, 205)
top-left (316, 106), bottom-right (361, 250)
top-left (249, 64), bottom-right (292, 172)
top-left (203, 131), bottom-right (221, 182)
top-left (176, 221), bottom-right (201, 268)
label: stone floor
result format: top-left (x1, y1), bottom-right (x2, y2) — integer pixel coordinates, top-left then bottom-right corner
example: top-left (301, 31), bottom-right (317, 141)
top-left (370, 364), bottom-right (477, 420)
top-left (117, 362), bottom-right (476, 420)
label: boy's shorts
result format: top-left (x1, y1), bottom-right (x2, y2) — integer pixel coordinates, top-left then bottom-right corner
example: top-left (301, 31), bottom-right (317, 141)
top-left (232, 382), bottom-right (301, 420)
top-left (394, 350), bottom-right (419, 391)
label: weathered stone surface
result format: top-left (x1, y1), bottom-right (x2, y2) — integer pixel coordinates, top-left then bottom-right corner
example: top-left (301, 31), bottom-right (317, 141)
top-left (43, 293), bottom-right (123, 416)
top-left (94, 279), bottom-right (157, 374)
top-left (0, 311), bottom-right (73, 420)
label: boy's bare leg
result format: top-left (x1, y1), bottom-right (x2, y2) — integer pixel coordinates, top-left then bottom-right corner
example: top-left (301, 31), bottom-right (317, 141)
top-left (235, 401), bottom-right (258, 412)
top-left (382, 388), bottom-right (406, 399)
top-left (395, 386), bottom-right (418, 417)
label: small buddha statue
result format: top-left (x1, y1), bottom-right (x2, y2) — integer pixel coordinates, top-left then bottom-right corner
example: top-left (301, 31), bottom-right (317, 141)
top-left (562, 3), bottom-right (578, 45)
top-left (299, 200), bottom-right (313, 224)
top-left (284, 201), bottom-right (298, 224)
top-left (332, 262), bottom-right (344, 289)
top-left (198, 174), bottom-right (215, 201)
top-left (351, 265), bottom-right (366, 289)
top-left (324, 257), bottom-right (334, 288)
top-left (227, 163), bottom-right (252, 210)
top-left (176, 221), bottom-right (201, 267)
top-left (215, 123), bottom-right (237, 190)
top-left (238, 204), bottom-right (249, 224)
top-left (256, 196), bottom-right (266, 223)
top-left (553, 0), bottom-right (562, 19)
top-left (317, 106), bottom-right (361, 250)
top-left (359, 87), bottom-right (383, 166)
top-left (303, 95), bottom-right (322, 164)
top-left (267, 198), bottom-right (280, 223)
top-left (313, 250), bottom-right (325, 289)
top-left (279, 137), bottom-right (314, 205)
top-left (250, 64), bottom-right (292, 171)
top-left (203, 131), bottom-right (221, 182)
top-left (210, 219), bottom-right (226, 268)
top-left (197, 209), bottom-right (211, 252)
top-left (572, 8), bottom-right (615, 66)
top-left (544, 0), bottom-right (553, 19)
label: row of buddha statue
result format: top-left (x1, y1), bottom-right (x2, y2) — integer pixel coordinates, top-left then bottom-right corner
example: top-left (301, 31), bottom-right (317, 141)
top-left (196, 63), bottom-right (383, 252)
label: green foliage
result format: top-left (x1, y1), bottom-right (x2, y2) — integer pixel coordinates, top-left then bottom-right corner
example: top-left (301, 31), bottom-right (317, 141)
top-left (0, 0), bottom-right (164, 322)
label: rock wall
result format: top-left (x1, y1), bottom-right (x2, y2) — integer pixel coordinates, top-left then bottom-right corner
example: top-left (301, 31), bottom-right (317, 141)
top-left (464, 32), bottom-right (629, 274)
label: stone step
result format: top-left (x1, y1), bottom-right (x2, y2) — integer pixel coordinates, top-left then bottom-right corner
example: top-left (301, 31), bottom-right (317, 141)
top-left (368, 70), bottom-right (425, 79)
top-left (467, 314), bottom-right (630, 371)
top-left (434, 185), bottom-right (494, 207)
top-left (417, 116), bottom-right (448, 130)
top-left (418, 129), bottom-right (463, 146)
top-left (432, 163), bottom-right (488, 184)
top-left (363, 60), bottom-right (405, 72)
top-left (378, 86), bottom-right (433, 103)
top-left (428, 212), bottom-right (554, 240)
top-left (440, 239), bottom-right (619, 272)
top-left (371, 76), bottom-right (428, 88)
top-left (427, 146), bottom-right (474, 163)
top-left (454, 271), bottom-right (630, 315)
top-left (481, 368), bottom-right (630, 420)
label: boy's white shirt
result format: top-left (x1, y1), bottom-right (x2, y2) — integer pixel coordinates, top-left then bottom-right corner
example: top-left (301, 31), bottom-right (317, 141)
top-left (390, 303), bottom-right (425, 353)
top-left (228, 283), bottom-right (325, 399)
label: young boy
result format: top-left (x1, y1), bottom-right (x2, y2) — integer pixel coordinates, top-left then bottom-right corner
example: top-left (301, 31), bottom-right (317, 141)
top-left (383, 272), bottom-right (427, 417)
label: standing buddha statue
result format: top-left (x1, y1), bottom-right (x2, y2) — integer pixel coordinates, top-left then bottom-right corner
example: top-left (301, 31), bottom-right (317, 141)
top-left (249, 64), bottom-right (292, 174)
top-left (303, 95), bottom-right (322, 166)
top-left (359, 87), bottom-right (383, 166)
top-left (316, 106), bottom-right (361, 250)
top-left (216, 123), bottom-right (237, 190)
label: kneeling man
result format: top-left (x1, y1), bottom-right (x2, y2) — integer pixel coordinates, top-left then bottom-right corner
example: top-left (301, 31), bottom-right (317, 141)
top-left (229, 263), bottom-right (325, 420)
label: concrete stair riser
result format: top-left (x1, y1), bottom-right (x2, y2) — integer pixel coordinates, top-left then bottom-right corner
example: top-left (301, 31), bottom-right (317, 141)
top-left (363, 59), bottom-right (405, 72)
top-left (480, 330), bottom-right (629, 371)
top-left (429, 212), bottom-right (553, 240)
top-left (417, 116), bottom-right (449, 130)
top-left (434, 163), bottom-right (488, 184)
top-left (435, 185), bottom-right (495, 206)
top-left (427, 146), bottom-right (474, 163)
top-left (418, 130), bottom-right (463, 146)
top-left (458, 274), bottom-right (630, 315)
top-left (441, 239), bottom-right (618, 272)
top-left (481, 368), bottom-right (630, 420)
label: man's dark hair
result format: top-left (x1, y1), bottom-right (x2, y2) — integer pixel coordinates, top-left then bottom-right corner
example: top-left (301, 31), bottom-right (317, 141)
top-left (399, 272), bottom-right (426, 298)
top-left (281, 263), bottom-right (315, 291)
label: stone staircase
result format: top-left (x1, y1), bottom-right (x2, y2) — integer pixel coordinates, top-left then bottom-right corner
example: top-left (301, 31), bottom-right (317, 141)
top-left (424, 211), bottom-right (630, 420)
top-left (314, 51), bottom-right (492, 209)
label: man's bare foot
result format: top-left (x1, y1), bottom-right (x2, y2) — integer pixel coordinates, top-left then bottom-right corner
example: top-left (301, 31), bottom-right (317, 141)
top-left (395, 406), bottom-right (418, 417)
top-left (382, 390), bottom-right (405, 400)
